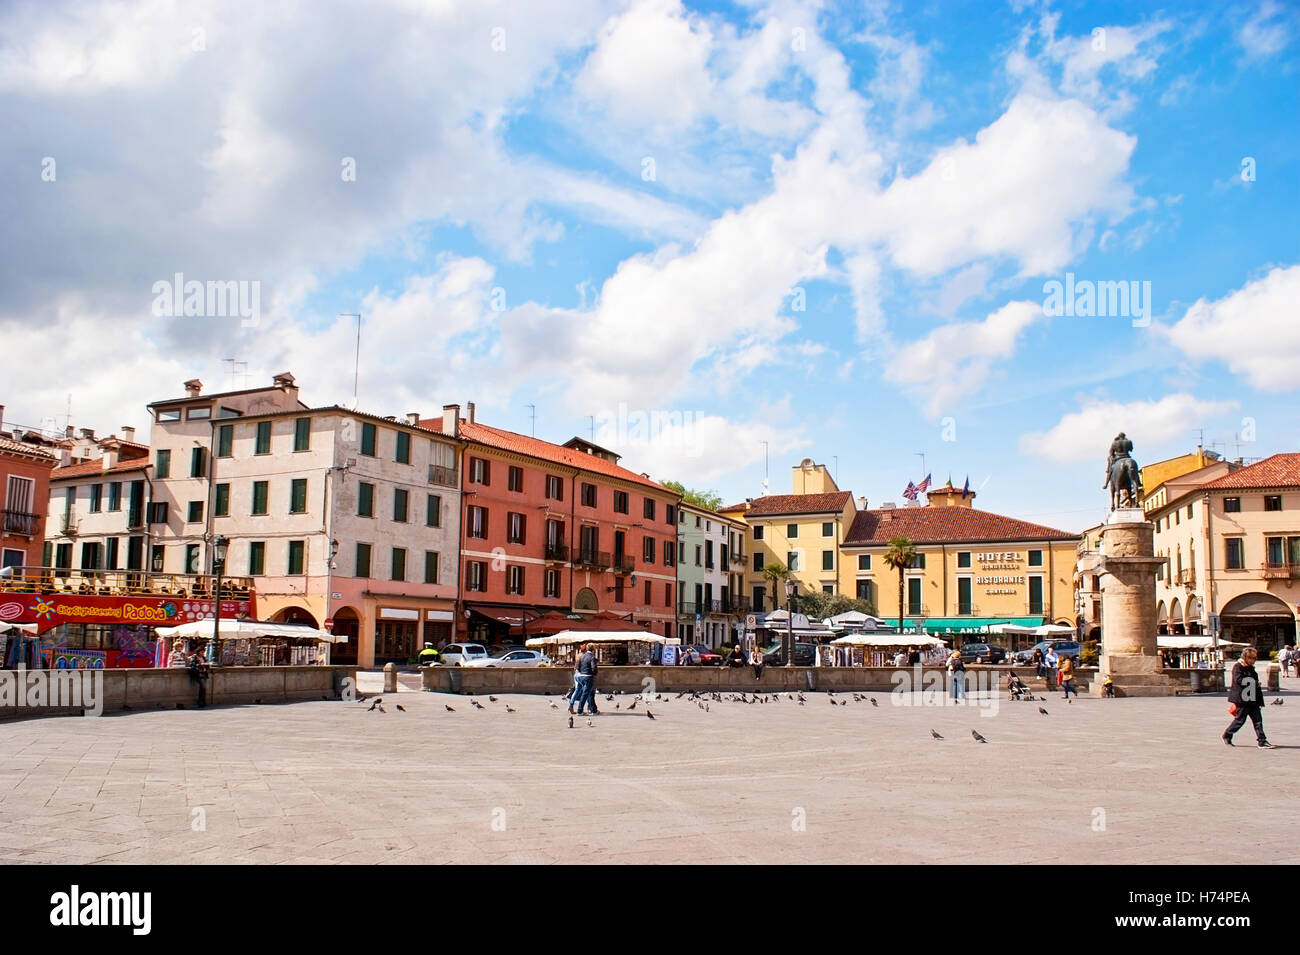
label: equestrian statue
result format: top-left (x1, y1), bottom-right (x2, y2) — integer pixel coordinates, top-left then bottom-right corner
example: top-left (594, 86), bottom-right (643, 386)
top-left (1104, 432), bottom-right (1144, 510)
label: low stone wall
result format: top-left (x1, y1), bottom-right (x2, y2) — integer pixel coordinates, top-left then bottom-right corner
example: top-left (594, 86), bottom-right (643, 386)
top-left (421, 664), bottom-right (1081, 695)
top-left (0, 665), bottom-right (358, 720)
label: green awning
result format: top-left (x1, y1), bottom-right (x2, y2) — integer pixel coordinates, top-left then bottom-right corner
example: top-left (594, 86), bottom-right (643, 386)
top-left (894, 617), bottom-right (1044, 634)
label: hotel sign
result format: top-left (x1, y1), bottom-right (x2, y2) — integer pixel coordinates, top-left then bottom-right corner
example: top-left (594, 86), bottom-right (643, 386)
top-left (976, 552), bottom-right (1025, 595)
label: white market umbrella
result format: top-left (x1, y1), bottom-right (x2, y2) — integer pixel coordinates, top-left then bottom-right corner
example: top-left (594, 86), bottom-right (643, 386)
top-left (155, 620), bottom-right (345, 643)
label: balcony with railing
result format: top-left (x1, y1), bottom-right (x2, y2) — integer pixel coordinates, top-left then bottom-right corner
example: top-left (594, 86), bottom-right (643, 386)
top-left (728, 595), bottom-right (751, 613)
top-left (427, 464), bottom-right (458, 488)
top-left (573, 549), bottom-right (611, 571)
top-left (1176, 568), bottom-right (1196, 587)
top-left (0, 565), bottom-right (256, 600)
top-left (126, 507), bottom-right (144, 530)
top-left (1262, 562), bottom-right (1299, 580)
top-left (705, 599), bottom-right (725, 614)
top-left (544, 542), bottom-right (569, 563)
top-left (730, 550), bottom-right (746, 565)
top-left (677, 601), bottom-right (697, 616)
top-left (2, 509), bottom-right (42, 537)
top-left (612, 554), bottom-right (636, 575)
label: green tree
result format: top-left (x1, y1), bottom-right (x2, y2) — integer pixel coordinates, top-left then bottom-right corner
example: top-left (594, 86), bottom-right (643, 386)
top-left (882, 537), bottom-right (918, 635)
top-left (762, 560), bottom-right (791, 611)
top-left (797, 591), bottom-right (877, 622)
top-left (661, 480), bottom-right (724, 511)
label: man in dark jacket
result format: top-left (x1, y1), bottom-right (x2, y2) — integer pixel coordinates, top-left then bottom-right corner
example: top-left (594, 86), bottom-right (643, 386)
top-left (1224, 647), bottom-right (1273, 747)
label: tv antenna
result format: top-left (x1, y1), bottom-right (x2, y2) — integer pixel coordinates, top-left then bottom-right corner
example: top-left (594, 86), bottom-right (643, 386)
top-left (340, 313), bottom-right (361, 401)
top-left (223, 358), bottom-right (249, 389)
top-left (527, 404), bottom-right (536, 438)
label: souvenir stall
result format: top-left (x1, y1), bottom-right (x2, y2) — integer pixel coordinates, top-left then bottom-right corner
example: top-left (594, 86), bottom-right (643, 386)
top-left (155, 620), bottom-right (343, 666)
top-left (829, 632), bottom-right (949, 667)
top-left (1156, 634), bottom-right (1247, 669)
top-left (0, 622), bottom-right (40, 669)
top-left (525, 630), bottom-right (668, 667)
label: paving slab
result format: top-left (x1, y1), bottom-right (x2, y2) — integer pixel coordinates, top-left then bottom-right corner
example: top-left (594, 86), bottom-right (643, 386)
top-left (0, 674), bottom-right (1296, 863)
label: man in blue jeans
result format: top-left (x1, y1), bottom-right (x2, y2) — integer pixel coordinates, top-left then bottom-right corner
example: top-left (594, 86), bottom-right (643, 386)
top-left (570, 643), bottom-right (600, 715)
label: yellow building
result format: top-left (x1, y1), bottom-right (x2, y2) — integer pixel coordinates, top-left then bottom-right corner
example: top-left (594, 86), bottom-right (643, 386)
top-left (839, 482), bottom-right (1078, 643)
top-left (1141, 447), bottom-right (1232, 513)
top-left (723, 460), bottom-right (856, 612)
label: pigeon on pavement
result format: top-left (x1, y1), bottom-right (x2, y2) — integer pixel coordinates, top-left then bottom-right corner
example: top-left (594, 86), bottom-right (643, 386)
top-left (930, 729), bottom-right (943, 740)
top-left (444, 704), bottom-right (455, 712)
top-left (646, 709), bottom-right (655, 720)
top-left (971, 730), bottom-right (988, 743)
top-left (569, 715), bottom-right (574, 728)
top-left (1038, 706), bottom-right (1049, 716)
top-left (395, 704), bottom-right (406, 713)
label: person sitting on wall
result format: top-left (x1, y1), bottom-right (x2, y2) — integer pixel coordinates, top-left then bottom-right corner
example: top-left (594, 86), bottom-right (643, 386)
top-left (726, 645), bottom-right (746, 667)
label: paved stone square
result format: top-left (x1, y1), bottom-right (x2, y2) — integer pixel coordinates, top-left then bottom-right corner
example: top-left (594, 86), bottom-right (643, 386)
top-left (0, 672), bottom-right (1296, 864)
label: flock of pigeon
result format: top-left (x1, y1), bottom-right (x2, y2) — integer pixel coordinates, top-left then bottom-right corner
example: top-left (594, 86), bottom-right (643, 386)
top-left (355, 687), bottom-right (1062, 742)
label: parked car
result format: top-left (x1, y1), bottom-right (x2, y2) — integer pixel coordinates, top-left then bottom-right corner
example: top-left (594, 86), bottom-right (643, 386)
top-left (959, 643), bottom-right (1008, 664)
top-left (487, 644), bottom-right (526, 659)
top-left (1012, 640), bottom-right (1083, 665)
top-left (463, 649), bottom-right (550, 668)
top-left (762, 642), bottom-right (817, 666)
top-left (681, 644), bottom-right (724, 665)
top-left (439, 643), bottom-right (490, 666)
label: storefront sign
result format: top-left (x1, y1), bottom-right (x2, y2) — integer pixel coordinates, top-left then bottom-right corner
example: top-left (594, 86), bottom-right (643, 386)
top-left (425, 610), bottom-right (454, 622)
top-left (378, 607), bottom-right (419, 620)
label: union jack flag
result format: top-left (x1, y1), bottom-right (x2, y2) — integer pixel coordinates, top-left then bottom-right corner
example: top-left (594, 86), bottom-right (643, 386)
top-left (903, 481), bottom-right (919, 501)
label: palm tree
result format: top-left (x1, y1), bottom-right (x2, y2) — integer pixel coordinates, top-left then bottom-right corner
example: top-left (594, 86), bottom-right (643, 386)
top-left (762, 560), bottom-right (791, 611)
top-left (882, 537), bottom-right (918, 636)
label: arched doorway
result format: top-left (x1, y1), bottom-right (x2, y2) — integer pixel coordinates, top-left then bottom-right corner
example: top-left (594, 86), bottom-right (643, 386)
top-left (1221, 593), bottom-right (1297, 654)
top-left (273, 606), bottom-right (319, 628)
top-left (1168, 598), bottom-right (1184, 635)
top-left (1185, 596), bottom-right (1203, 635)
top-left (573, 587), bottom-right (598, 613)
top-left (330, 606), bottom-right (360, 665)
top-left (1156, 601), bottom-right (1168, 635)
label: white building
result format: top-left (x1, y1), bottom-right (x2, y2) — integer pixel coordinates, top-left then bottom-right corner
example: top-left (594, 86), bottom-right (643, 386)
top-left (676, 502), bottom-right (748, 647)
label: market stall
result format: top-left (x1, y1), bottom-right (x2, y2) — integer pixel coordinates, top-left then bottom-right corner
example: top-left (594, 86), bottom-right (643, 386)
top-left (1157, 634), bottom-right (1247, 669)
top-left (828, 632), bottom-right (949, 667)
top-left (156, 620), bottom-right (343, 666)
top-left (525, 629), bottom-right (667, 666)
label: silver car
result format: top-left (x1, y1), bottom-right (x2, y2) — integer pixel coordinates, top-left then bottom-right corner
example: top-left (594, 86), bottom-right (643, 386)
top-left (439, 643), bottom-right (489, 666)
top-left (462, 649), bottom-right (550, 668)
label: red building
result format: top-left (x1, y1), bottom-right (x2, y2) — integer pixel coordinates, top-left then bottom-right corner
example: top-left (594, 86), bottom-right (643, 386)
top-left (0, 413), bottom-right (58, 572)
top-left (422, 405), bottom-right (682, 645)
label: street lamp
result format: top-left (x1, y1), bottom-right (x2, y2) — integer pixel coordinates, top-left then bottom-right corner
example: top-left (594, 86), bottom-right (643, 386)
top-left (209, 535), bottom-right (229, 664)
top-left (784, 577), bottom-right (797, 667)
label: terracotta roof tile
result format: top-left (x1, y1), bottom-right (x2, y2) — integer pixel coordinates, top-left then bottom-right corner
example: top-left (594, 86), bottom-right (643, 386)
top-left (0, 437), bottom-right (58, 462)
top-left (844, 506), bottom-right (1076, 545)
top-left (1196, 453), bottom-right (1300, 491)
top-left (744, 492), bottom-right (851, 516)
top-left (52, 458), bottom-right (151, 481)
top-left (421, 419), bottom-right (677, 494)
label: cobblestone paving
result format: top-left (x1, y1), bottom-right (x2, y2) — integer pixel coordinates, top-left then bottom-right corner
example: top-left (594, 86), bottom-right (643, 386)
top-left (1, 673), bottom-right (1296, 864)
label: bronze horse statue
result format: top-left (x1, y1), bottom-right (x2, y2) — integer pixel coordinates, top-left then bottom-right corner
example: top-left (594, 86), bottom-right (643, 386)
top-left (1105, 454), bottom-right (1143, 509)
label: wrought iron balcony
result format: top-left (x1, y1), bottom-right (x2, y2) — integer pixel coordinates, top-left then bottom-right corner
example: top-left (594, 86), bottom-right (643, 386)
top-left (427, 464), bottom-right (458, 488)
top-left (678, 601), bottom-right (697, 616)
top-left (1262, 563), bottom-right (1297, 580)
top-left (574, 549), bottom-right (610, 570)
top-left (613, 554), bottom-right (636, 574)
top-left (544, 543), bottom-right (569, 562)
top-left (3, 509), bottom-right (42, 537)
top-left (0, 565), bottom-right (256, 599)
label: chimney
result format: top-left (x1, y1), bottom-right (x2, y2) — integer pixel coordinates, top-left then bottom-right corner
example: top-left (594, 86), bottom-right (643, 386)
top-left (406, 412), bottom-right (419, 426)
top-left (184, 378), bottom-right (202, 397)
top-left (441, 404), bottom-right (460, 438)
top-left (79, 427), bottom-right (95, 440)
top-left (0, 404), bottom-right (4, 433)
top-left (467, 401), bottom-right (476, 424)
top-left (272, 371), bottom-right (297, 392)
top-left (103, 447), bottom-right (118, 469)
top-left (65, 425), bottom-right (74, 438)
top-left (121, 426), bottom-right (136, 443)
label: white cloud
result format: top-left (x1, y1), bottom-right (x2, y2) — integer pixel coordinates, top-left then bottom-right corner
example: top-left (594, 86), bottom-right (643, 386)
top-left (1158, 264), bottom-right (1300, 393)
top-left (1020, 394), bottom-right (1239, 463)
top-left (1238, 1), bottom-right (1293, 58)
top-left (886, 301), bottom-right (1043, 416)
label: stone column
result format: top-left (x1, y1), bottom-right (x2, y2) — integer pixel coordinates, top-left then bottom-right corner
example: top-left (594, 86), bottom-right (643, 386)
top-left (1096, 509), bottom-right (1172, 696)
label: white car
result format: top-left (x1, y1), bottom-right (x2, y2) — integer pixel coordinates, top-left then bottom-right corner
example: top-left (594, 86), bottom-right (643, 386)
top-left (462, 649), bottom-right (550, 668)
top-left (439, 643), bottom-right (490, 666)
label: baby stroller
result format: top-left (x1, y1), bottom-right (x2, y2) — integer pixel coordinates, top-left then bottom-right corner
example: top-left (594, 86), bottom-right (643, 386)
top-left (1006, 672), bottom-right (1035, 702)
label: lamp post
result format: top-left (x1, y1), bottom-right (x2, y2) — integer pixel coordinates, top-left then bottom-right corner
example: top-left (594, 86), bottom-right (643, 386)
top-left (209, 535), bottom-right (229, 664)
top-left (784, 577), bottom-right (797, 666)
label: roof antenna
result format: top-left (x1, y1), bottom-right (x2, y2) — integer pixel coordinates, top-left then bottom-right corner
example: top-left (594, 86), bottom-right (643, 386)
top-left (589, 415), bottom-right (595, 443)
top-left (528, 404), bottom-right (536, 438)
top-left (340, 313), bottom-right (361, 404)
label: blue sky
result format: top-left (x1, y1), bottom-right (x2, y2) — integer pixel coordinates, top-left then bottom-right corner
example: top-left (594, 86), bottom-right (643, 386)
top-left (1, 0), bottom-right (1297, 532)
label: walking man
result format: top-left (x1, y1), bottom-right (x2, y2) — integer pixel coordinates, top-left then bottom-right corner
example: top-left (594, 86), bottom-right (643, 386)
top-left (1223, 647), bottom-right (1272, 748)
top-left (947, 650), bottom-right (966, 703)
top-left (570, 643), bottom-right (599, 716)
top-left (1059, 655), bottom-right (1078, 701)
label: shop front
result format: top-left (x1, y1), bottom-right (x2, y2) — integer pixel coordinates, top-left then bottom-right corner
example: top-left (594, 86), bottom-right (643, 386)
top-left (361, 597), bottom-right (458, 666)
top-left (0, 591), bottom-right (257, 669)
